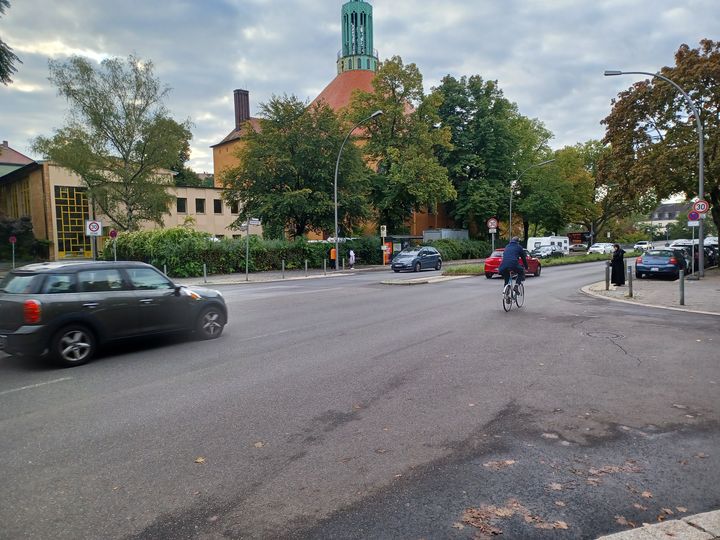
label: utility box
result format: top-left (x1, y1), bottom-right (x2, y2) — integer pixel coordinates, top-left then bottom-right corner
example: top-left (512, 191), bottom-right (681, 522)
top-left (423, 229), bottom-right (469, 242)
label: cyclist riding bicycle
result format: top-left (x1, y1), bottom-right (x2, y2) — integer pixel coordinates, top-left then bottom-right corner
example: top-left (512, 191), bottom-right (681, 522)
top-left (499, 236), bottom-right (529, 290)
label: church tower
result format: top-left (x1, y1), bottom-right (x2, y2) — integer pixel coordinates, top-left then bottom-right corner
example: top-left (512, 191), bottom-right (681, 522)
top-left (337, 0), bottom-right (379, 74)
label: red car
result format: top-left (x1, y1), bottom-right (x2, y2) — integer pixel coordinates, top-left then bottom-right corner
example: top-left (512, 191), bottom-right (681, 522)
top-left (484, 248), bottom-right (541, 279)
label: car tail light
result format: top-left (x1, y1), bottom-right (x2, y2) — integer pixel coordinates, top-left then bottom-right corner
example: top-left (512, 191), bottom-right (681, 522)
top-left (23, 299), bottom-right (42, 324)
top-left (669, 257), bottom-right (678, 265)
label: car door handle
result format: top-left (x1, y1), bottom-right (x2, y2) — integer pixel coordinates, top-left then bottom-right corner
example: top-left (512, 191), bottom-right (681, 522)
top-left (139, 298), bottom-right (154, 304)
top-left (82, 303), bottom-right (99, 309)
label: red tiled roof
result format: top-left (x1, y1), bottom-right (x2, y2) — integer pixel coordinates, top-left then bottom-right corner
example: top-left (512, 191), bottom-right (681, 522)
top-left (0, 142), bottom-right (34, 165)
top-left (211, 118), bottom-right (262, 148)
top-left (312, 70), bottom-right (376, 111)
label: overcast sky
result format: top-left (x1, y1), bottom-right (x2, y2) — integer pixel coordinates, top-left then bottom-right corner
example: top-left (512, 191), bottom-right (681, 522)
top-left (1, 0), bottom-right (718, 173)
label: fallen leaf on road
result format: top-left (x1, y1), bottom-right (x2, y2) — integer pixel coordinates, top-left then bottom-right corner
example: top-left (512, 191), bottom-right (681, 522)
top-left (555, 501), bottom-right (566, 507)
top-left (194, 457), bottom-right (206, 464)
top-left (676, 507), bottom-right (688, 513)
top-left (615, 516), bottom-right (636, 528)
top-left (695, 453), bottom-right (709, 459)
top-left (661, 508), bottom-right (674, 515)
top-left (554, 521), bottom-right (569, 530)
top-left (586, 477), bottom-right (602, 486)
top-left (548, 483), bottom-right (564, 491)
top-left (672, 404), bottom-right (688, 410)
top-left (542, 433), bottom-right (559, 439)
top-left (254, 441), bottom-right (265, 448)
top-left (633, 503), bottom-right (647, 511)
top-left (451, 522), bottom-right (464, 530)
top-left (483, 460), bottom-right (517, 470)
top-left (641, 491), bottom-right (653, 498)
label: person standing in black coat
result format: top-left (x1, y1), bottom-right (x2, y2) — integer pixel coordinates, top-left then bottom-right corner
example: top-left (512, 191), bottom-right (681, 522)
top-left (610, 244), bottom-right (626, 286)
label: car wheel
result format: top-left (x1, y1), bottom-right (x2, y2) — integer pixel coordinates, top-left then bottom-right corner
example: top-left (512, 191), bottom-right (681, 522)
top-left (435, 260), bottom-right (442, 271)
top-left (535, 265), bottom-right (541, 277)
top-left (414, 262), bottom-right (421, 272)
top-left (196, 306), bottom-right (225, 340)
top-left (51, 324), bottom-right (96, 367)
top-left (485, 273), bottom-right (493, 279)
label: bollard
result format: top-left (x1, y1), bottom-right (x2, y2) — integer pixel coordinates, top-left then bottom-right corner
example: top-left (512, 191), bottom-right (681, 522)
top-left (305, 259), bottom-right (308, 277)
top-left (203, 263), bottom-right (207, 284)
top-left (627, 266), bottom-right (633, 298)
top-left (282, 259), bottom-right (285, 279)
top-left (324, 259), bottom-right (327, 276)
top-left (605, 262), bottom-right (610, 290)
top-left (342, 258), bottom-right (345, 271)
top-left (679, 269), bottom-right (685, 305)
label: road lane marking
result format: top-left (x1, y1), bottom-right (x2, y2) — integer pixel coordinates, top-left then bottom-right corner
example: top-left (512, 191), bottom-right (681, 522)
top-left (0, 377), bottom-right (73, 397)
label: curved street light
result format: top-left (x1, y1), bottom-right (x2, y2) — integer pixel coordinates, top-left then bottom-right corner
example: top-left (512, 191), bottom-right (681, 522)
top-left (333, 110), bottom-right (383, 270)
top-left (508, 159), bottom-right (556, 240)
top-left (604, 70), bottom-right (705, 277)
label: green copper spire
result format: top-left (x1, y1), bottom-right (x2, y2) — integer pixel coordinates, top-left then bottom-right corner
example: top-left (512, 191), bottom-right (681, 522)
top-left (337, 0), bottom-right (378, 74)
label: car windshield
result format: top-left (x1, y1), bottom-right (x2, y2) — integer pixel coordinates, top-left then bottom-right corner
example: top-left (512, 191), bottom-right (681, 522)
top-left (399, 249), bottom-right (420, 256)
top-left (0, 272), bottom-right (42, 294)
top-left (490, 250), bottom-right (504, 258)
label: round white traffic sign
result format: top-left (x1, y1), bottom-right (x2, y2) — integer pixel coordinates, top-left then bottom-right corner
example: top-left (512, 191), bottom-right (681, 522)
top-left (487, 218), bottom-right (498, 229)
top-left (85, 220), bottom-right (103, 236)
top-left (693, 200), bottom-right (710, 214)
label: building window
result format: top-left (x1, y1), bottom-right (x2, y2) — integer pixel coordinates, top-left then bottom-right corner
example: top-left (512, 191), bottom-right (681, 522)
top-left (195, 198), bottom-right (206, 214)
top-left (233, 234), bottom-right (241, 240)
top-left (213, 199), bottom-right (223, 214)
top-left (215, 235), bottom-right (225, 240)
top-left (177, 198), bottom-right (187, 213)
top-left (230, 202), bottom-right (239, 214)
top-left (54, 185), bottom-right (91, 258)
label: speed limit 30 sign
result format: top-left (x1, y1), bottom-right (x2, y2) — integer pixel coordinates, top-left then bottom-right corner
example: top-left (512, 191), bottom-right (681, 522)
top-left (85, 220), bottom-right (103, 237)
top-left (486, 217), bottom-right (498, 229)
top-left (693, 200), bottom-right (710, 214)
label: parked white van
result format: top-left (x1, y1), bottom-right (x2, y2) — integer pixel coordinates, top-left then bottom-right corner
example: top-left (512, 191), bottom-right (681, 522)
top-left (526, 236), bottom-right (570, 254)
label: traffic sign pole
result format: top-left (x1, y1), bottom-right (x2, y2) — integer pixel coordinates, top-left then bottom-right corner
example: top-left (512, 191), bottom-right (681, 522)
top-left (9, 236), bottom-right (16, 269)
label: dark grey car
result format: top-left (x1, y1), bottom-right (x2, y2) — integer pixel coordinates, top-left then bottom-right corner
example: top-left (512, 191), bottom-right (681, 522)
top-left (391, 246), bottom-right (442, 272)
top-left (0, 261), bottom-right (227, 367)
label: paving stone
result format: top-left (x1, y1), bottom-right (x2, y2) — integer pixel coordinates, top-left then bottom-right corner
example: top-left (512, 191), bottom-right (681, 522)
top-left (597, 518), bottom-right (716, 540)
top-left (685, 510), bottom-right (720, 537)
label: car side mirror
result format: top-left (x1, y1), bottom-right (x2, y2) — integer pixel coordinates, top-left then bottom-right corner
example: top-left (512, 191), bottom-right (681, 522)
top-left (174, 285), bottom-right (182, 296)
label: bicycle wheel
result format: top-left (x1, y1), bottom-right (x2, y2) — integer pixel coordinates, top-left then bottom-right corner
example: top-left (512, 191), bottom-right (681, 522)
top-left (502, 284), bottom-right (513, 312)
top-left (515, 282), bottom-right (525, 308)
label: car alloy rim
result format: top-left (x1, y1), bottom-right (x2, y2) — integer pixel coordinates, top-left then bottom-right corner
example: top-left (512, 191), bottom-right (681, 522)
top-left (202, 311), bottom-right (223, 336)
top-left (59, 330), bottom-right (91, 362)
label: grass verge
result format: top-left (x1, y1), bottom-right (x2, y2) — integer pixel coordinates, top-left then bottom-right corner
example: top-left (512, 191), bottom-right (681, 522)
top-left (442, 252), bottom-right (639, 276)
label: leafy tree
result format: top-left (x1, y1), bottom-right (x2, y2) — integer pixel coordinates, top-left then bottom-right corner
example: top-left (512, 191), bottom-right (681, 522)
top-left (172, 139), bottom-right (203, 187)
top-left (434, 75), bottom-right (521, 234)
top-left (349, 56), bottom-right (456, 232)
top-left (602, 39), bottom-right (720, 234)
top-left (0, 0), bottom-right (20, 85)
top-left (33, 55), bottom-right (192, 231)
top-left (221, 95), bottom-right (372, 239)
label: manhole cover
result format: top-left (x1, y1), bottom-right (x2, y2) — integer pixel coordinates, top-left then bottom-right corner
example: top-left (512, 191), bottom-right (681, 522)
top-left (586, 331), bottom-right (625, 339)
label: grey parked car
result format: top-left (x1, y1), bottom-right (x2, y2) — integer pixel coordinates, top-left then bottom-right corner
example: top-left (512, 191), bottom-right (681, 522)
top-left (0, 261), bottom-right (227, 367)
top-left (391, 246), bottom-right (442, 272)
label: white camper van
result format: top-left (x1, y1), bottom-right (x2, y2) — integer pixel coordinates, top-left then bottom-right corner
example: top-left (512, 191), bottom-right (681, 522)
top-left (526, 236), bottom-right (570, 254)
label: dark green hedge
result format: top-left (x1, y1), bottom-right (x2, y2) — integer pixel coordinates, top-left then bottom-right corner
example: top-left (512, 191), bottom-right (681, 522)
top-left (101, 229), bottom-right (490, 277)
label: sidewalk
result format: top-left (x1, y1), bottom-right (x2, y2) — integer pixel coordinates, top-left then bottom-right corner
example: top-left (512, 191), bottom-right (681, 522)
top-left (597, 509), bottom-right (720, 539)
top-left (582, 267), bottom-right (720, 316)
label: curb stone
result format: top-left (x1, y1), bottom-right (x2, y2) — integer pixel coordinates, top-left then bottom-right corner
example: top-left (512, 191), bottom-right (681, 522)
top-left (596, 509), bottom-right (720, 539)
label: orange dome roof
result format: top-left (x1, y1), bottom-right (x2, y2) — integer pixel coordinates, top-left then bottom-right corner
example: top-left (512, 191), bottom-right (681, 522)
top-left (312, 69), bottom-right (376, 112)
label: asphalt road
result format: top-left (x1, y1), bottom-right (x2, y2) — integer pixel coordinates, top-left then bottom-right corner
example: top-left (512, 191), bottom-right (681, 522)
top-left (1, 263), bottom-right (718, 540)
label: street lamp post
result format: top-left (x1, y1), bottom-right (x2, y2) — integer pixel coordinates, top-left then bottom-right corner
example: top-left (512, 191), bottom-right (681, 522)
top-left (508, 159), bottom-right (556, 240)
top-left (333, 110), bottom-right (383, 270)
top-left (604, 70), bottom-right (705, 277)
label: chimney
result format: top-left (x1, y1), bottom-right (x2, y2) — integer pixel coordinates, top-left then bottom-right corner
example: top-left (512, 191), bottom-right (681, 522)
top-left (2, 141), bottom-right (8, 147)
top-left (233, 89), bottom-right (250, 130)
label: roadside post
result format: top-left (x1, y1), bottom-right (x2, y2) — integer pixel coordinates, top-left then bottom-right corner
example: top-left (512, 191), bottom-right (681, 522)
top-left (109, 229), bottom-right (118, 261)
top-left (605, 261), bottom-right (610, 290)
top-left (305, 259), bottom-right (308, 277)
top-left (487, 218), bottom-right (498, 252)
top-left (679, 269), bottom-right (685, 305)
top-left (9, 235), bottom-right (16, 269)
top-left (282, 260), bottom-right (285, 279)
top-left (380, 225), bottom-right (387, 265)
top-left (203, 263), bottom-right (207, 284)
top-left (627, 265), bottom-right (633, 298)
top-left (85, 219), bottom-right (103, 261)
top-left (324, 259), bottom-right (327, 276)
top-left (687, 210), bottom-right (700, 280)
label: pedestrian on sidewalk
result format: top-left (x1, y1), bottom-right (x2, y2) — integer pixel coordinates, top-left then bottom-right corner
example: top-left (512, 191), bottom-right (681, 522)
top-left (610, 243), bottom-right (626, 286)
top-left (349, 249), bottom-right (355, 269)
top-left (330, 247), bottom-right (337, 269)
